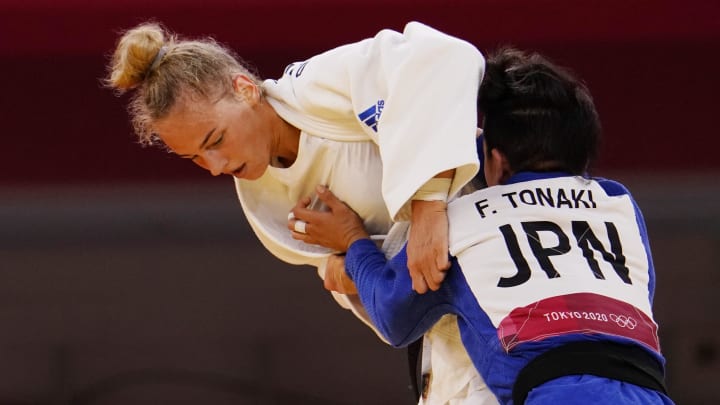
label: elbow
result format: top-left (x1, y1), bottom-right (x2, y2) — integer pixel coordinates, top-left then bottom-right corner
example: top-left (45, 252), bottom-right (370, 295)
top-left (383, 333), bottom-right (407, 348)
top-left (376, 322), bottom-right (419, 348)
top-left (382, 336), bottom-right (410, 349)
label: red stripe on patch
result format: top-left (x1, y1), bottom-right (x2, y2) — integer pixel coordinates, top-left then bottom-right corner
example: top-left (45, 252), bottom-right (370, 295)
top-left (498, 293), bottom-right (659, 352)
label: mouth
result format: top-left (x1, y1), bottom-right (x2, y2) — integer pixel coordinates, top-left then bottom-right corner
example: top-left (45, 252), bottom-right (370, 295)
top-left (231, 163), bottom-right (246, 178)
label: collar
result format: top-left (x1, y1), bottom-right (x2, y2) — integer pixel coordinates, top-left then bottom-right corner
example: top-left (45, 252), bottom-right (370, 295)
top-left (504, 171), bottom-right (578, 185)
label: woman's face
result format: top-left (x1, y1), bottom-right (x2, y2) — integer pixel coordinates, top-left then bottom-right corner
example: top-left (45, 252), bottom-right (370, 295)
top-left (154, 80), bottom-right (273, 181)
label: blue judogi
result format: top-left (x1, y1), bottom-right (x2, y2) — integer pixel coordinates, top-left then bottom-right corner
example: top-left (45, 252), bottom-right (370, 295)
top-left (344, 172), bottom-right (675, 405)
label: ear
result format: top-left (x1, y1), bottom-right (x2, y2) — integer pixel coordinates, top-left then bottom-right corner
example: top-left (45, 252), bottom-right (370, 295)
top-left (484, 145), bottom-right (511, 186)
top-left (232, 74), bottom-right (260, 105)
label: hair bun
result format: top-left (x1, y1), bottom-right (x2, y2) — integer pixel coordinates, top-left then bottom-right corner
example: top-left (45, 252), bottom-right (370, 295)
top-left (478, 46), bottom-right (527, 111)
top-left (480, 59), bottom-right (509, 104)
top-left (480, 47), bottom-right (582, 112)
top-left (106, 23), bottom-right (168, 92)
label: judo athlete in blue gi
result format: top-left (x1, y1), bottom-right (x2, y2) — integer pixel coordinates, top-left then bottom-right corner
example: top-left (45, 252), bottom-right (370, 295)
top-left (291, 47), bottom-right (675, 404)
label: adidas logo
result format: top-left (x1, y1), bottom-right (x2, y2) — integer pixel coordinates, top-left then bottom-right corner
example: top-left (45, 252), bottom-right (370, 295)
top-left (358, 100), bottom-right (385, 132)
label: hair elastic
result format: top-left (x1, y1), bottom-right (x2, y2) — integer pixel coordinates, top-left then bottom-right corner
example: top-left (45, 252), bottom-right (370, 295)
top-left (148, 46), bottom-right (168, 74)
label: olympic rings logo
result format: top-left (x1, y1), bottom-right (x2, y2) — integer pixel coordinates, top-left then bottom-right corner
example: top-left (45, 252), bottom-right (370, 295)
top-left (609, 314), bottom-right (637, 329)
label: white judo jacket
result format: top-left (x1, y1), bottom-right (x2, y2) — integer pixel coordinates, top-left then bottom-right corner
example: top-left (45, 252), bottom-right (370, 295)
top-left (233, 22), bottom-right (496, 404)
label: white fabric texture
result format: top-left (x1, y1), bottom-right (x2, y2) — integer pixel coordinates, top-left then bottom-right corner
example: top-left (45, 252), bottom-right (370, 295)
top-left (235, 132), bottom-right (392, 266)
top-left (262, 21), bottom-right (483, 220)
top-left (232, 21), bottom-right (491, 405)
top-left (419, 316), bottom-right (499, 405)
top-left (448, 176), bottom-right (655, 327)
top-left (235, 20), bottom-right (484, 330)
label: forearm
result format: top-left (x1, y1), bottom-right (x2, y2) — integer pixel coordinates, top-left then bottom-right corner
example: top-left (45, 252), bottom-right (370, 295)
top-left (345, 239), bottom-right (447, 347)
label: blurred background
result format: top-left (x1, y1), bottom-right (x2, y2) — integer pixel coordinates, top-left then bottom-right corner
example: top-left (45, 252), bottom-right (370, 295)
top-left (1, 0), bottom-right (719, 403)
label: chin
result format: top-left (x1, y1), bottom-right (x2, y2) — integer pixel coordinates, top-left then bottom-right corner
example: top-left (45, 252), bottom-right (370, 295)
top-left (247, 173), bottom-right (265, 181)
top-left (235, 169), bottom-right (263, 181)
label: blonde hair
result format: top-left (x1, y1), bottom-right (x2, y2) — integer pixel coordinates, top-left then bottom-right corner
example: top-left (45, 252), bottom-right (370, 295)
top-left (105, 22), bottom-right (260, 145)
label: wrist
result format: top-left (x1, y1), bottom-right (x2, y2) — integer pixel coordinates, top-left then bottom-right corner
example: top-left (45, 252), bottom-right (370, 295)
top-left (411, 199), bottom-right (447, 212)
top-left (412, 177), bottom-right (452, 202)
top-left (345, 231), bottom-right (371, 251)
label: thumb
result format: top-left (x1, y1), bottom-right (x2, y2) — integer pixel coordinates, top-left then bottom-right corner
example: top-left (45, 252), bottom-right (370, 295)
top-left (437, 253), bottom-right (451, 271)
top-left (316, 185), bottom-right (341, 209)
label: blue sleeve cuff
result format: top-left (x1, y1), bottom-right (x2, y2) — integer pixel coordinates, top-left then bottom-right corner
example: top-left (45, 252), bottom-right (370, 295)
top-left (345, 238), bottom-right (384, 280)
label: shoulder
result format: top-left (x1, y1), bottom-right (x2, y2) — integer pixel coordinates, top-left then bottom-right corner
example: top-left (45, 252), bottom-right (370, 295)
top-left (593, 177), bottom-right (631, 197)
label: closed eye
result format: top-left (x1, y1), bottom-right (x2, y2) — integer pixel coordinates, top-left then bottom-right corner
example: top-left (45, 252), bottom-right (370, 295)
top-left (208, 133), bottom-right (224, 149)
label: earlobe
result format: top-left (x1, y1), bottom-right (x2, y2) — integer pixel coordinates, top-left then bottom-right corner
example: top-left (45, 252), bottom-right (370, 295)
top-left (485, 148), bottom-right (511, 186)
top-left (493, 148), bottom-right (512, 184)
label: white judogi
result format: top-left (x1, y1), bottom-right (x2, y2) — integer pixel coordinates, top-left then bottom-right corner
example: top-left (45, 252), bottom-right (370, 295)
top-left (234, 22), bottom-right (496, 404)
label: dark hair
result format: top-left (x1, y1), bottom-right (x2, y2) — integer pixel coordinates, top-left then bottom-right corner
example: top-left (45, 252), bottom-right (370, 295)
top-left (478, 47), bottom-right (601, 175)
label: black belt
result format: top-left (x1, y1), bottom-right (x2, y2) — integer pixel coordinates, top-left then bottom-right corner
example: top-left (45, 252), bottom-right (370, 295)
top-left (513, 341), bottom-right (668, 405)
top-left (407, 338), bottom-right (423, 401)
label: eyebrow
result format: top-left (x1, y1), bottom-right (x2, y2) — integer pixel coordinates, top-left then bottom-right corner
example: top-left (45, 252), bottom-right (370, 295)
top-left (177, 127), bottom-right (217, 159)
top-left (198, 127), bottom-right (217, 149)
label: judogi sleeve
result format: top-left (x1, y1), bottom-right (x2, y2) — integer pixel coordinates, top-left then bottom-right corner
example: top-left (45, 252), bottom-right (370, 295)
top-left (264, 22), bottom-right (484, 220)
top-left (344, 238), bottom-right (455, 347)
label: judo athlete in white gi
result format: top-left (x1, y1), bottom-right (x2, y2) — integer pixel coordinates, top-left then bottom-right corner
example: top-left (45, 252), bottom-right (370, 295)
top-left (106, 21), bottom-right (496, 404)
top-left (294, 48), bottom-right (676, 404)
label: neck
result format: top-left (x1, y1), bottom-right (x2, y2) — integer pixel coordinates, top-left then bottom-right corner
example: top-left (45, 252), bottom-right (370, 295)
top-left (266, 100), bottom-right (300, 167)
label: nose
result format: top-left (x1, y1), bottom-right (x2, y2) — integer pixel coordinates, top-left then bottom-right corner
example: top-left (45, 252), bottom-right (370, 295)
top-left (200, 150), bottom-right (228, 177)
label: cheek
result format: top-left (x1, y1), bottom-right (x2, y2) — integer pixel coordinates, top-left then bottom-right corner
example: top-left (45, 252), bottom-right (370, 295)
top-left (230, 133), bottom-right (266, 165)
top-left (218, 142), bottom-right (242, 163)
